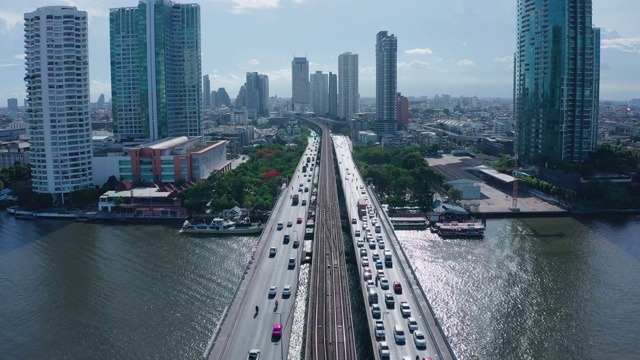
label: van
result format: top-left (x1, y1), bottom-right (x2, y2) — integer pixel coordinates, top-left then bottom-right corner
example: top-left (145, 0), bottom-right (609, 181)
top-left (393, 325), bottom-right (406, 344)
top-left (288, 257), bottom-right (296, 268)
top-left (368, 288), bottom-right (378, 305)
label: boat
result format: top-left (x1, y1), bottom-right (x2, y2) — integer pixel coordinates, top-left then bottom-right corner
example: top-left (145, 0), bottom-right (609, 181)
top-left (434, 221), bottom-right (485, 238)
top-left (179, 218), bottom-right (264, 235)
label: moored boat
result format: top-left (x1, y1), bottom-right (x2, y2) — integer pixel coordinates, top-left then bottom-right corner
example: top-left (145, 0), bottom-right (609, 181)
top-left (434, 221), bottom-right (485, 238)
top-left (179, 218), bottom-right (264, 235)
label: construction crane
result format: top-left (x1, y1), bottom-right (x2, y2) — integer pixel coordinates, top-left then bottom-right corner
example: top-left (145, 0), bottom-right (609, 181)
top-left (509, 153), bottom-right (520, 212)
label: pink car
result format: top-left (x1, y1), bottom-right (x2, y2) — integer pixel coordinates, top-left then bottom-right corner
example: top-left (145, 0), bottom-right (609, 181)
top-left (272, 323), bottom-right (283, 338)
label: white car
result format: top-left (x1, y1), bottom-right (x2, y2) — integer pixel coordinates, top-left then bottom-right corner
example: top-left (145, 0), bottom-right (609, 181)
top-left (268, 286), bottom-right (277, 297)
top-left (400, 301), bottom-right (411, 317)
top-left (282, 285), bottom-right (292, 297)
top-left (407, 317), bottom-right (418, 332)
top-left (413, 330), bottom-right (427, 349)
top-left (269, 247), bottom-right (277, 257)
top-left (247, 348), bottom-right (260, 360)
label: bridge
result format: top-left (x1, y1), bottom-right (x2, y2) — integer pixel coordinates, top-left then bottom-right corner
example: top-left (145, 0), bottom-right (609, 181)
top-left (208, 122), bottom-right (455, 359)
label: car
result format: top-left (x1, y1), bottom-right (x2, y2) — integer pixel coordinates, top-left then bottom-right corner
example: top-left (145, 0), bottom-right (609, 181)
top-left (272, 323), bottom-right (283, 338)
top-left (363, 266), bottom-right (371, 273)
top-left (283, 234), bottom-right (290, 244)
top-left (298, 187), bottom-right (302, 192)
top-left (375, 260), bottom-right (384, 269)
top-left (288, 257), bottom-right (296, 268)
top-left (378, 341), bottom-right (390, 359)
top-left (407, 317), bottom-right (418, 332)
top-left (413, 330), bottom-right (427, 349)
top-left (361, 259), bottom-right (369, 267)
top-left (375, 320), bottom-right (385, 339)
top-left (351, 217), bottom-right (357, 224)
top-left (378, 241), bottom-right (385, 249)
top-left (287, 220), bottom-right (293, 227)
top-left (393, 325), bottom-right (406, 344)
top-left (384, 293), bottom-right (395, 308)
top-left (376, 235), bottom-right (383, 242)
top-left (371, 304), bottom-right (381, 319)
top-left (356, 240), bottom-right (364, 248)
top-left (269, 247), bottom-right (277, 257)
top-left (368, 241), bottom-right (376, 250)
top-left (359, 249), bottom-right (367, 257)
top-left (299, 183), bottom-right (303, 187)
top-left (366, 279), bottom-right (375, 288)
top-left (301, 199), bottom-right (307, 206)
top-left (372, 253), bottom-right (380, 262)
top-left (355, 230), bottom-right (361, 237)
top-left (393, 281), bottom-right (402, 294)
top-left (247, 349), bottom-right (260, 360)
top-left (307, 178), bottom-right (311, 182)
top-left (293, 239), bottom-right (300, 248)
top-left (282, 285), bottom-right (292, 297)
top-left (268, 286), bottom-right (277, 297)
top-left (277, 222), bottom-right (283, 230)
top-left (363, 271), bottom-right (372, 281)
top-left (380, 278), bottom-right (389, 290)
top-left (400, 301), bottom-right (411, 317)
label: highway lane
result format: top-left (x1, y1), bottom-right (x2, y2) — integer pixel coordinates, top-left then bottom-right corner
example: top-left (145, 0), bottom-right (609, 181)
top-left (332, 135), bottom-right (439, 360)
top-left (210, 135), bottom-right (319, 360)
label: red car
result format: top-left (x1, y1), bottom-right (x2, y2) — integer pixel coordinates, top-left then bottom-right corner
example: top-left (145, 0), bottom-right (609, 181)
top-left (272, 323), bottom-right (283, 338)
top-left (393, 281), bottom-right (402, 294)
top-left (297, 217), bottom-right (303, 224)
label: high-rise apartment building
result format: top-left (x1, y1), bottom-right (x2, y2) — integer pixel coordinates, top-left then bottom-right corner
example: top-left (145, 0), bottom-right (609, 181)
top-left (291, 57), bottom-right (310, 107)
top-left (396, 92), bottom-right (409, 128)
top-left (328, 72), bottom-right (337, 117)
top-left (376, 32), bottom-right (397, 134)
top-left (7, 98), bottom-right (18, 111)
top-left (203, 74), bottom-right (211, 108)
top-left (110, 0), bottom-right (201, 141)
top-left (310, 71), bottom-right (328, 116)
top-left (514, 0), bottom-right (600, 163)
top-left (244, 72), bottom-right (269, 118)
top-left (338, 52), bottom-right (359, 120)
top-left (24, 6), bottom-right (93, 201)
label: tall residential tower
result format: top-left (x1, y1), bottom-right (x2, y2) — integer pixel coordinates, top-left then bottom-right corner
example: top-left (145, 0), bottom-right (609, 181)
top-left (375, 32), bottom-right (397, 134)
top-left (514, 0), bottom-right (600, 163)
top-left (24, 6), bottom-right (94, 201)
top-left (338, 52), bottom-right (359, 120)
top-left (110, 0), bottom-right (202, 141)
top-left (310, 71), bottom-right (328, 116)
top-left (291, 57), bottom-right (310, 109)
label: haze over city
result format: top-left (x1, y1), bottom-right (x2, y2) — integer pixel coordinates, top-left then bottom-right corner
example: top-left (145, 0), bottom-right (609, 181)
top-left (1, 0), bottom-right (639, 103)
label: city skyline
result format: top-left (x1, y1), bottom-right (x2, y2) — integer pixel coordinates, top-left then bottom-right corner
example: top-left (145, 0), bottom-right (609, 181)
top-left (0, 0), bottom-right (639, 103)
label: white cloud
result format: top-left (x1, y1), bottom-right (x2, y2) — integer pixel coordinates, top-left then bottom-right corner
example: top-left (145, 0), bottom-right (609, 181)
top-left (14, 54), bottom-right (25, 60)
top-left (209, 71), bottom-right (245, 92)
top-left (405, 48), bottom-right (433, 55)
top-left (398, 60), bottom-right (430, 70)
top-left (0, 63), bottom-right (19, 68)
top-left (462, 42), bottom-right (467, 47)
top-left (248, 58), bottom-right (260, 66)
top-left (231, 0), bottom-right (280, 14)
top-left (456, 59), bottom-right (476, 68)
top-left (263, 68), bottom-right (290, 81)
top-left (90, 79), bottom-right (111, 102)
top-left (601, 37), bottom-right (640, 54)
top-left (360, 66), bottom-right (375, 74)
top-left (0, 10), bottom-right (23, 31)
top-left (494, 55), bottom-right (513, 63)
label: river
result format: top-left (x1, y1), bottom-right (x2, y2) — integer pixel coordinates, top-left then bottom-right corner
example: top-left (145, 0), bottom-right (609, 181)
top-left (1, 213), bottom-right (639, 359)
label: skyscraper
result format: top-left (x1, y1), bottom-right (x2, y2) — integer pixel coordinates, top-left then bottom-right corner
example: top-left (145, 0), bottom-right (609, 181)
top-left (24, 6), bottom-right (93, 201)
top-left (328, 72), bottom-right (337, 117)
top-left (244, 72), bottom-right (269, 118)
top-left (376, 32), bottom-right (397, 134)
top-left (7, 98), bottom-right (18, 111)
top-left (110, 0), bottom-right (201, 141)
top-left (396, 92), bottom-right (409, 128)
top-left (338, 52), bottom-right (359, 120)
top-left (291, 57), bottom-right (310, 108)
top-left (203, 74), bottom-right (211, 108)
top-left (514, 0), bottom-right (600, 163)
top-left (310, 71), bottom-right (328, 116)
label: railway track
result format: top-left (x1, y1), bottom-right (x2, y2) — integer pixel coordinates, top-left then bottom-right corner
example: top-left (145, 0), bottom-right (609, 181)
top-left (306, 123), bottom-right (356, 360)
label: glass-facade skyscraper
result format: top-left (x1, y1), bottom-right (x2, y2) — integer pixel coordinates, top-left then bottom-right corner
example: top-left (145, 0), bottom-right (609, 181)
top-left (24, 6), bottom-right (94, 202)
top-left (110, 0), bottom-right (201, 141)
top-left (376, 31), bottom-right (397, 134)
top-left (514, 0), bottom-right (600, 163)
top-left (338, 52), bottom-right (358, 120)
top-left (291, 57), bottom-right (310, 107)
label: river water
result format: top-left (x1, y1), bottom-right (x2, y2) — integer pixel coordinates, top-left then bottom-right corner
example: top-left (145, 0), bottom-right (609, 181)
top-left (1, 213), bottom-right (639, 359)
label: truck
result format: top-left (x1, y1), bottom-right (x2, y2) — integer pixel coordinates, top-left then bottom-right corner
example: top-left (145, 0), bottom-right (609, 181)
top-left (292, 194), bottom-right (299, 205)
top-left (384, 250), bottom-right (393, 268)
top-left (357, 198), bottom-right (367, 217)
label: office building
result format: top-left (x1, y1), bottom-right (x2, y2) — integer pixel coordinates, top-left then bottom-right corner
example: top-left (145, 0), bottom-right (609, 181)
top-left (376, 32), bottom-right (398, 134)
top-left (338, 52), bottom-right (359, 120)
top-left (514, 0), bottom-right (600, 163)
top-left (217, 87), bottom-right (231, 107)
top-left (110, 0), bottom-right (202, 141)
top-left (328, 72), bottom-right (337, 117)
top-left (291, 57), bottom-right (310, 107)
top-left (310, 71), bottom-right (328, 116)
top-left (7, 98), bottom-right (18, 111)
top-left (244, 72), bottom-right (269, 118)
top-left (203, 74), bottom-right (211, 108)
top-left (24, 6), bottom-right (94, 201)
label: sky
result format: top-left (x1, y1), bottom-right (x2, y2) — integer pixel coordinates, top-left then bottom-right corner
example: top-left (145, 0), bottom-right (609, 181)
top-left (0, 0), bottom-right (639, 104)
